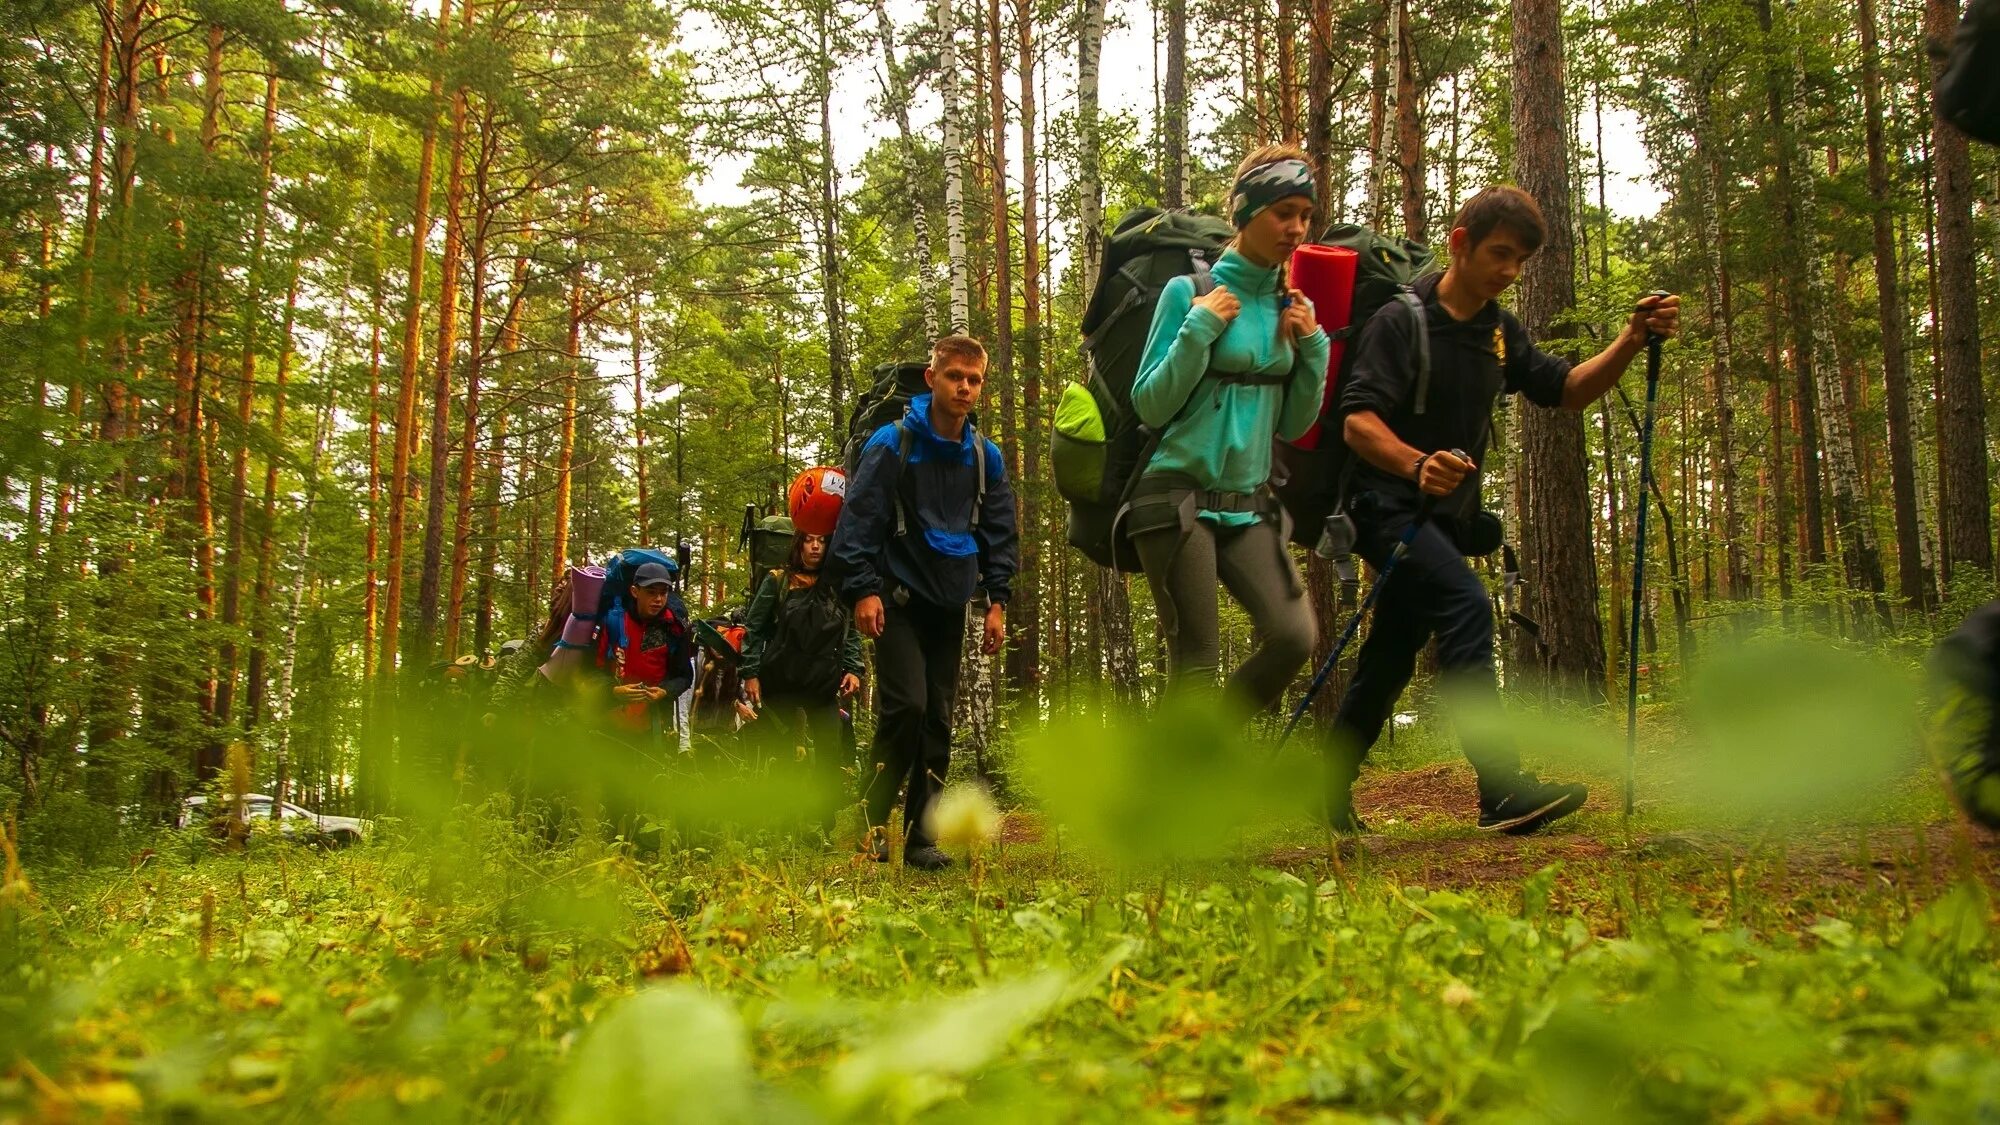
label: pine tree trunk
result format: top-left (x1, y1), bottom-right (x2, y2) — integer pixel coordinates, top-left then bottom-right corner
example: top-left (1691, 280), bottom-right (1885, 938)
top-left (552, 268), bottom-right (583, 578)
top-left (1076, 0), bottom-right (1135, 698)
top-left (1305, 0), bottom-right (1334, 208)
top-left (939, 0), bottom-right (971, 332)
top-left (631, 302), bottom-right (648, 541)
top-left (274, 379), bottom-right (336, 811)
top-left (1163, 0), bottom-right (1188, 208)
top-left (1757, 0), bottom-right (1828, 576)
top-left (418, 0), bottom-right (474, 662)
top-left (873, 0), bottom-right (939, 341)
top-left (383, 0), bottom-right (454, 680)
top-left (815, 0), bottom-right (849, 438)
top-left (218, 76), bottom-right (281, 733)
top-left (1393, 0), bottom-right (1423, 240)
top-left (247, 263), bottom-right (300, 732)
top-left (474, 410), bottom-right (505, 654)
top-left (1016, 0), bottom-right (1042, 694)
top-left (1687, 6), bottom-right (1750, 603)
top-left (1786, 38), bottom-right (1889, 632)
top-left (1860, 0), bottom-right (1931, 611)
top-left (1367, 5), bottom-right (1389, 230)
top-left (364, 223), bottom-right (386, 685)
top-left (1511, 0), bottom-right (1605, 699)
top-left (445, 98), bottom-right (493, 657)
top-left (1276, 0), bottom-right (1299, 141)
top-left (1926, 0), bottom-right (1992, 582)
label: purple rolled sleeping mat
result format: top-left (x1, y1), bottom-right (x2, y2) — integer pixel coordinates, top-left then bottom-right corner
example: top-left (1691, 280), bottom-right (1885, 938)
top-left (537, 565), bottom-right (607, 685)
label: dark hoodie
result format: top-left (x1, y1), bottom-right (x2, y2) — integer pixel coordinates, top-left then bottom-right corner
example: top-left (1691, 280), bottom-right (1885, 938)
top-left (829, 393), bottom-right (1019, 610)
top-left (1336, 272), bottom-right (1571, 519)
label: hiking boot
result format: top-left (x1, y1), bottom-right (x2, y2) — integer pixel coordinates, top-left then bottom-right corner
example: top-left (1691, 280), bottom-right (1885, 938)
top-left (1478, 774), bottom-right (1588, 835)
top-left (1330, 807), bottom-right (1372, 835)
top-left (903, 844), bottom-right (954, 871)
top-left (864, 830), bottom-right (891, 863)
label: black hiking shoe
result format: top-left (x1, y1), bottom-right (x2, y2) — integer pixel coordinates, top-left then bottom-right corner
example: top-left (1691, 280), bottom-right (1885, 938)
top-left (903, 844), bottom-right (954, 872)
top-left (1332, 808), bottom-right (1372, 835)
top-left (1478, 775), bottom-right (1588, 835)
top-left (864, 831), bottom-right (891, 863)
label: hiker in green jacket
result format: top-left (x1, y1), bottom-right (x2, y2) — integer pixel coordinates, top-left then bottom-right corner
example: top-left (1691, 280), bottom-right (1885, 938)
top-left (742, 530), bottom-right (864, 838)
top-left (1127, 142), bottom-right (1331, 711)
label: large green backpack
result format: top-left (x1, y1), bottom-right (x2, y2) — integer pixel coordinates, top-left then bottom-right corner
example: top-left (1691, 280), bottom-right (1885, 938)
top-left (739, 505), bottom-right (794, 605)
top-left (1053, 208), bottom-right (1235, 572)
top-left (1271, 223), bottom-right (1439, 549)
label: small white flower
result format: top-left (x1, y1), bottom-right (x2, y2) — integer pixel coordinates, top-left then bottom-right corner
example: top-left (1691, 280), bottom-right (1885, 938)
top-left (1441, 979), bottom-right (1478, 1009)
top-left (928, 784), bottom-right (1003, 854)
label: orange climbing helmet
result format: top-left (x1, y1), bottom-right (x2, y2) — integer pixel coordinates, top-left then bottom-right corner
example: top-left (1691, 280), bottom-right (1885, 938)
top-left (787, 466), bottom-right (847, 536)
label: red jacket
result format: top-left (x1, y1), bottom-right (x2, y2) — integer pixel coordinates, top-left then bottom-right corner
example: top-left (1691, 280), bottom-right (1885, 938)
top-left (596, 609), bottom-right (690, 732)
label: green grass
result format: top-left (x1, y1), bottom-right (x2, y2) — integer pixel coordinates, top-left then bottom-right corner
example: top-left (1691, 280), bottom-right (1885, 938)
top-left (4, 783), bottom-right (1997, 1123)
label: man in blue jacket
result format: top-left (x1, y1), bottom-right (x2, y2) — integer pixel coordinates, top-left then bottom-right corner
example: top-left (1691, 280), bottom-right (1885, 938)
top-left (830, 334), bottom-right (1019, 871)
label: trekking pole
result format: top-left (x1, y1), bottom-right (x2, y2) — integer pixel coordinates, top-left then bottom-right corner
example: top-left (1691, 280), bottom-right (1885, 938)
top-left (1624, 293), bottom-right (1669, 819)
top-left (1277, 455), bottom-right (1464, 750)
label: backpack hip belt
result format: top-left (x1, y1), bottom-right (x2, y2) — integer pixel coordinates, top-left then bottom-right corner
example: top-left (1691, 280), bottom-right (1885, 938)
top-left (1131, 472), bottom-right (1281, 520)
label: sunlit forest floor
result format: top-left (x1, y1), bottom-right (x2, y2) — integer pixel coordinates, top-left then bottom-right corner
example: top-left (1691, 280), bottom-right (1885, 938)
top-left (6, 707), bottom-right (1998, 1124)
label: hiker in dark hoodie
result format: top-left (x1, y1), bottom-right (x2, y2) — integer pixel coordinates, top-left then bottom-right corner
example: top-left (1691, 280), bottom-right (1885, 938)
top-left (1329, 185), bottom-right (1679, 835)
top-left (828, 334), bottom-right (1019, 872)
top-left (742, 529), bottom-right (865, 841)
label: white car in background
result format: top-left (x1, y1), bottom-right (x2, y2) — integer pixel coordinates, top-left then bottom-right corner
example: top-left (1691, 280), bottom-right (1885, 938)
top-left (178, 794), bottom-right (371, 848)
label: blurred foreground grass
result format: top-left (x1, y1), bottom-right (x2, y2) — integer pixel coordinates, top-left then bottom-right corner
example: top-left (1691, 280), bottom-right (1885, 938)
top-left (5, 636), bottom-right (1999, 1122)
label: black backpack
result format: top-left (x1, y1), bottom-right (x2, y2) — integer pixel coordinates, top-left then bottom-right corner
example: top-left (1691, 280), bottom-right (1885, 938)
top-left (842, 361), bottom-right (932, 477)
top-left (843, 358), bottom-right (986, 543)
top-left (758, 573), bottom-right (848, 697)
top-left (1939, 0), bottom-right (2000, 145)
top-left (1271, 223), bottom-right (1438, 550)
top-left (1056, 208), bottom-right (1236, 572)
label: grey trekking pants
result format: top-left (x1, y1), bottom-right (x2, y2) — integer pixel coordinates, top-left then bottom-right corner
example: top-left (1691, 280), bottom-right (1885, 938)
top-left (1135, 515), bottom-right (1317, 711)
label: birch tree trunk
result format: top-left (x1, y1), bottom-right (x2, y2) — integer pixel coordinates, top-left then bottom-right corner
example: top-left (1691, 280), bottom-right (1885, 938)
top-left (939, 0), bottom-right (971, 332)
top-left (873, 0), bottom-right (939, 341)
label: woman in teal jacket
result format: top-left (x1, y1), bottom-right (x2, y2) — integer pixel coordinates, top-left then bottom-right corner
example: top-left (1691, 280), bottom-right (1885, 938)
top-left (1128, 143), bottom-right (1330, 711)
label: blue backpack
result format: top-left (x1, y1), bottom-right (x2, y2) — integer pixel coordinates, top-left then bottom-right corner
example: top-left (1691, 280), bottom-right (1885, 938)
top-left (593, 548), bottom-right (687, 654)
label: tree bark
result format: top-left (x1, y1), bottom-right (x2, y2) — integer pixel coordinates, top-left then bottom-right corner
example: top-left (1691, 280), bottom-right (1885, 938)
top-left (446, 95), bottom-right (494, 657)
top-left (1687, 3), bottom-right (1750, 603)
top-left (218, 75), bottom-right (281, 733)
top-left (383, 0), bottom-right (454, 681)
top-left (939, 0), bottom-right (971, 332)
top-left (873, 0), bottom-right (939, 342)
top-left (1786, 38), bottom-right (1889, 632)
top-left (1163, 0), bottom-right (1188, 208)
top-left (1016, 0), bottom-right (1042, 693)
top-left (247, 262), bottom-right (300, 732)
top-left (1511, 0), bottom-right (1605, 698)
top-left (1305, 0), bottom-right (1334, 209)
top-left (1757, 0), bottom-right (1827, 576)
top-left (1860, 0), bottom-right (1932, 611)
top-left (814, 0), bottom-right (849, 438)
top-left (1926, 0), bottom-right (1992, 581)
top-left (1393, 0), bottom-right (1424, 240)
top-left (552, 265), bottom-right (583, 578)
top-left (418, 0), bottom-right (474, 663)
top-left (1276, 0), bottom-right (1299, 141)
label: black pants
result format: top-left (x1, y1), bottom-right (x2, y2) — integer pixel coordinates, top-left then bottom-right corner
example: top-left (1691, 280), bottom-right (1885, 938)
top-left (759, 686), bottom-right (847, 835)
top-left (866, 597), bottom-right (966, 848)
top-left (1331, 495), bottom-right (1521, 800)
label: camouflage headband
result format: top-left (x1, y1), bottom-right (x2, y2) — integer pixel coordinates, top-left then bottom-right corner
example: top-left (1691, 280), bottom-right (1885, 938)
top-left (1229, 158), bottom-right (1316, 230)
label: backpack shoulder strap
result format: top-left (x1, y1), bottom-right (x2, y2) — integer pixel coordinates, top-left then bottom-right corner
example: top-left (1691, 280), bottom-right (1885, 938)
top-left (1396, 287), bottom-right (1432, 415)
top-left (1188, 253), bottom-right (1218, 297)
top-left (892, 422), bottom-right (914, 539)
top-left (970, 426), bottom-right (987, 535)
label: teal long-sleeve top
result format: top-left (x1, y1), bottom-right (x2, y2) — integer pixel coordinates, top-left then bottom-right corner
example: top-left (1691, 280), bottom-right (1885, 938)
top-left (1130, 248), bottom-right (1331, 526)
top-left (740, 571), bottom-right (865, 683)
